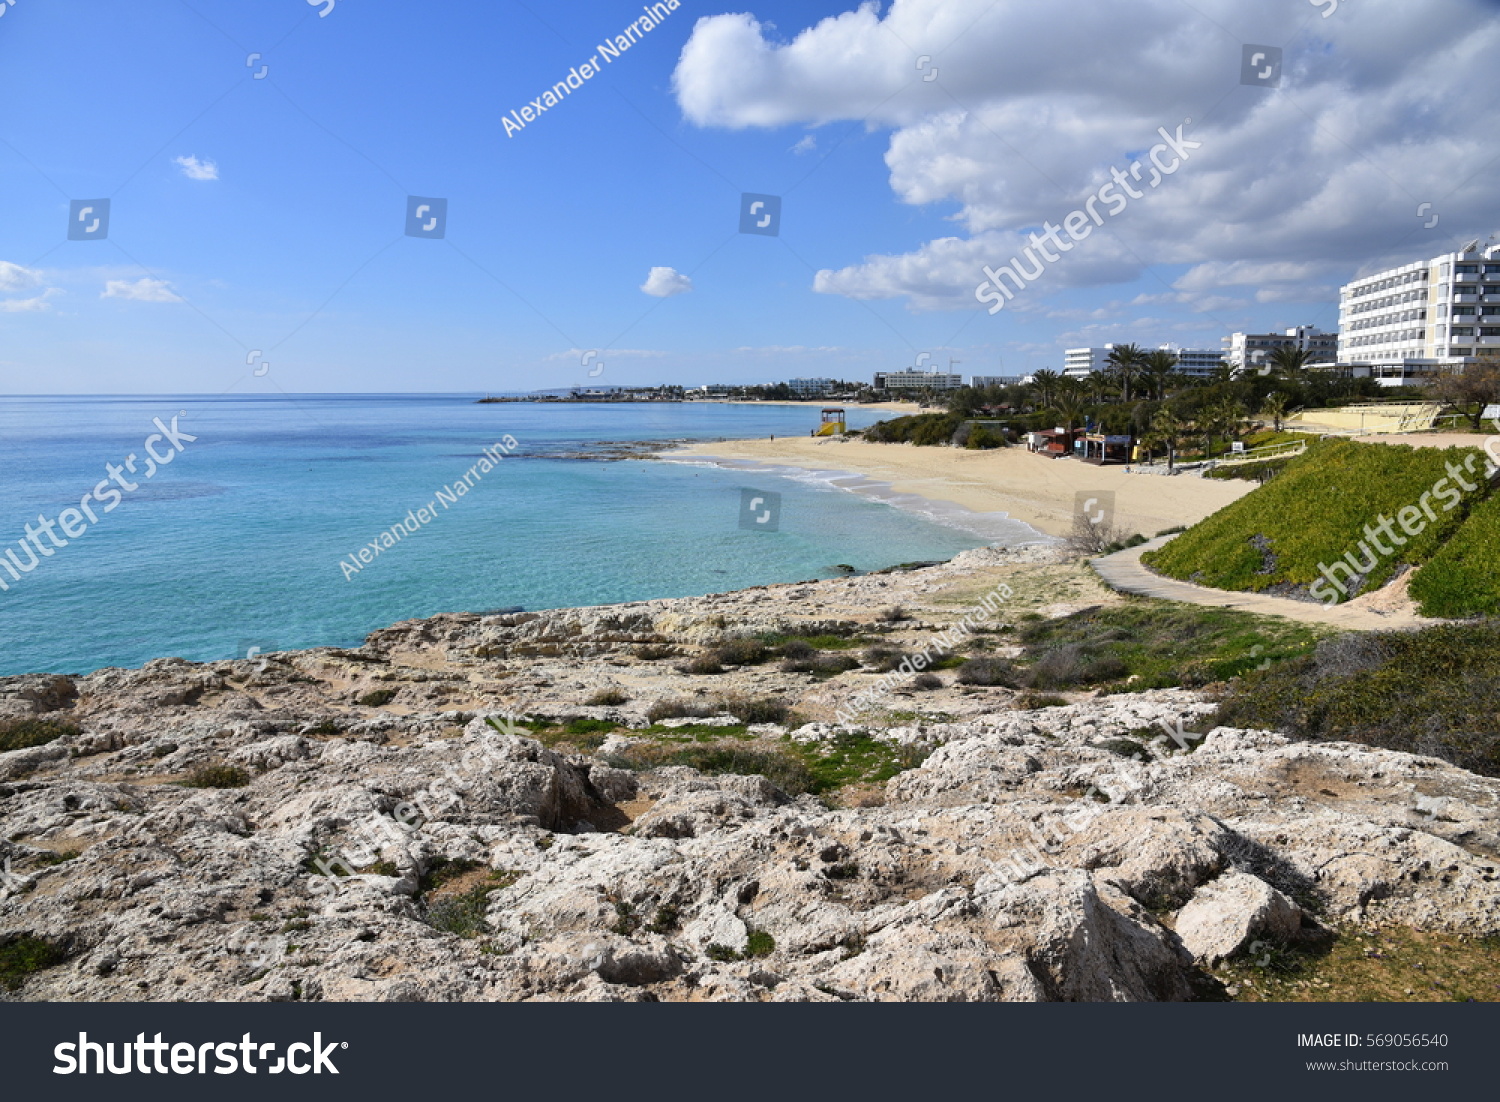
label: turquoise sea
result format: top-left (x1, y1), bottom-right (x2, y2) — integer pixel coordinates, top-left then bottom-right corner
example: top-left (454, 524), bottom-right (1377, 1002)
top-left (0, 396), bottom-right (1042, 677)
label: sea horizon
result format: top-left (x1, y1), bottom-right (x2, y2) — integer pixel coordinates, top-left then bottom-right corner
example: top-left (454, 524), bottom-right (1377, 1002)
top-left (0, 395), bottom-right (1038, 678)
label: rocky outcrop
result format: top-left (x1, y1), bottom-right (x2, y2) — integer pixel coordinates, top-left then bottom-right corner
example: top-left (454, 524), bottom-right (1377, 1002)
top-left (2, 548), bottom-right (1496, 1002)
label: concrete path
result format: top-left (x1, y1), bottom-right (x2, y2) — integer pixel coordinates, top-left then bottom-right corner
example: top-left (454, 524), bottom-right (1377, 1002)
top-left (1091, 536), bottom-right (1440, 632)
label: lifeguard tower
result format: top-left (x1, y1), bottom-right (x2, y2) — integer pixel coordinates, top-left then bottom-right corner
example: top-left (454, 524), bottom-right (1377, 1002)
top-left (815, 408), bottom-right (846, 437)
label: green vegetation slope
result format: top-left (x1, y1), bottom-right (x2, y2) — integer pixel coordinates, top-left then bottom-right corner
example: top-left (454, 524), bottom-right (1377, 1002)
top-left (1141, 439), bottom-right (1497, 614)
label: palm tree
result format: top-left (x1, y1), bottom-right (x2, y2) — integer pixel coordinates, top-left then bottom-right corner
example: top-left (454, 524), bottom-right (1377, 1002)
top-left (1143, 408), bottom-right (1184, 470)
top-left (1269, 346), bottom-right (1314, 380)
top-left (1084, 371), bottom-right (1119, 404)
top-left (1050, 388), bottom-right (1090, 438)
top-left (1142, 349), bottom-right (1179, 401)
top-left (1261, 392), bottom-right (1289, 432)
top-left (1106, 343), bottom-right (1147, 402)
top-left (1030, 369), bottom-right (1062, 410)
top-left (1203, 399), bottom-right (1247, 458)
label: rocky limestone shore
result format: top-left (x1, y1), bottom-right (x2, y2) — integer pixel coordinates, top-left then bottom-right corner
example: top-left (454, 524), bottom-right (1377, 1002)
top-left (1, 547), bottom-right (1496, 1002)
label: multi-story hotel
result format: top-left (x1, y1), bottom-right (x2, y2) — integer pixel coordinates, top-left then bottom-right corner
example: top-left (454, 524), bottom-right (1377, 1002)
top-left (873, 370), bottom-right (964, 391)
top-left (1064, 344), bottom-right (1224, 379)
top-left (1338, 241), bottom-right (1500, 386)
top-left (1224, 325), bottom-right (1338, 371)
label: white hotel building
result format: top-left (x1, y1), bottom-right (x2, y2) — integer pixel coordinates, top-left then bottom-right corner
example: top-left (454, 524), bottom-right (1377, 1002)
top-left (1337, 242), bottom-right (1500, 386)
top-left (1064, 344), bottom-right (1224, 379)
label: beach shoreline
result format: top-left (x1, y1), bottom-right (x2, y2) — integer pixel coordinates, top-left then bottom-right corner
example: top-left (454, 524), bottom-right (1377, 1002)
top-left (660, 437), bottom-right (1256, 540)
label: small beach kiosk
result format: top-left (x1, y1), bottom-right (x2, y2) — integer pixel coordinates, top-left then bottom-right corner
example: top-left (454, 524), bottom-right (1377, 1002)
top-left (814, 408), bottom-right (846, 437)
top-left (1081, 433), bottom-right (1133, 465)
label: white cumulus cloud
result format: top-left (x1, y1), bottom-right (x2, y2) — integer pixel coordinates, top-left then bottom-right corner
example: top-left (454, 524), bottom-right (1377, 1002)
top-left (0, 261), bottom-right (41, 292)
top-left (640, 266), bottom-right (694, 297)
top-left (102, 278), bottom-right (183, 303)
top-left (674, 0), bottom-right (1500, 312)
top-left (173, 155), bottom-right (219, 181)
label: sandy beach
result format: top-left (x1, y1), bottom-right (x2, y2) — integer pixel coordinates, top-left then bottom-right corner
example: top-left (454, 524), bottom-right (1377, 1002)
top-left (666, 437), bottom-right (1255, 539)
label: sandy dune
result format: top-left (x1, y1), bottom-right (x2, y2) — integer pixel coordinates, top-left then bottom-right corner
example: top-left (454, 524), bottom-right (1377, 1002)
top-left (666, 437), bottom-right (1255, 539)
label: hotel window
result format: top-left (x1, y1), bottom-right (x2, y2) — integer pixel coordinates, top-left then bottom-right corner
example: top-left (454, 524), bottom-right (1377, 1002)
top-left (1482, 328), bottom-right (1500, 337)
top-left (1452, 327), bottom-right (1474, 336)
top-left (1454, 306), bottom-right (1476, 315)
top-left (1457, 285), bottom-right (1479, 295)
top-left (1456, 264), bottom-right (1479, 274)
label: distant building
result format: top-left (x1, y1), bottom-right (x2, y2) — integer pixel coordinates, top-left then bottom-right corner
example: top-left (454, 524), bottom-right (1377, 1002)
top-left (1063, 347), bottom-right (1115, 378)
top-left (787, 377), bottom-right (835, 397)
top-left (967, 375), bottom-right (1025, 388)
top-left (1337, 241), bottom-right (1500, 386)
top-left (694, 384), bottom-right (735, 397)
top-left (1066, 343), bottom-right (1223, 379)
top-left (1161, 345), bottom-right (1227, 378)
top-left (874, 370), bottom-right (964, 391)
top-left (1224, 326), bottom-right (1338, 371)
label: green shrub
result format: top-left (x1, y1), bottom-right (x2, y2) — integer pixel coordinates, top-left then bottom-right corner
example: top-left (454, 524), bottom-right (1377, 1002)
top-left (680, 654), bottom-right (725, 676)
top-left (1213, 622), bottom-right (1500, 777)
top-left (956, 657), bottom-right (1020, 687)
top-left (424, 885), bottom-right (495, 939)
top-left (1014, 603), bottom-right (1324, 691)
top-left (861, 646), bottom-right (911, 672)
top-left (587, 688), bottom-right (631, 706)
top-left (0, 718), bottom-right (79, 754)
top-left (646, 699), bottom-right (718, 723)
top-left (911, 673), bottom-right (943, 690)
top-left (0, 936), bottom-right (66, 992)
top-left (182, 764), bottom-right (251, 789)
top-left (716, 694), bottom-right (794, 726)
top-left (714, 638), bottom-right (769, 666)
top-left (745, 929), bottom-right (775, 957)
top-left (357, 688), bottom-right (398, 707)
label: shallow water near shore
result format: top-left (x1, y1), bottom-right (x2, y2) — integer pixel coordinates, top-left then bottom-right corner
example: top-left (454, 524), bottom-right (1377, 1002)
top-left (0, 395), bottom-right (1017, 677)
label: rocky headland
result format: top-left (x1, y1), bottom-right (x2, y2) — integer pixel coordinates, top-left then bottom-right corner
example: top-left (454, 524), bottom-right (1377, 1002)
top-left (1, 546), bottom-right (1496, 1002)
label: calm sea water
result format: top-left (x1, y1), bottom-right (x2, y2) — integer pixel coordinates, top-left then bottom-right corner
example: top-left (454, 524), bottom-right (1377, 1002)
top-left (0, 396), bottom-right (1039, 677)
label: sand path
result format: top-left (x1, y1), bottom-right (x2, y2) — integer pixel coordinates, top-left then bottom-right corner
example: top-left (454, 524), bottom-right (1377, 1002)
top-left (1092, 536), bottom-right (1441, 631)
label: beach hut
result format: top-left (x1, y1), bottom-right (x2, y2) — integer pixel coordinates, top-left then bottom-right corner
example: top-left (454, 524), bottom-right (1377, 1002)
top-left (1081, 433), bottom-right (1134, 464)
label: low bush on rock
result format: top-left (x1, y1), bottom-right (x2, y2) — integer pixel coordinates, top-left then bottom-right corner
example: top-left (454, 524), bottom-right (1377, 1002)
top-left (1214, 622), bottom-right (1500, 777)
top-left (357, 688), bottom-right (398, 707)
top-left (609, 743), bottom-right (817, 796)
top-left (1015, 603), bottom-right (1323, 691)
top-left (0, 935), bottom-right (67, 992)
top-left (956, 657), bottom-right (1020, 687)
top-left (0, 718), bottom-right (79, 754)
top-left (181, 764), bottom-right (251, 789)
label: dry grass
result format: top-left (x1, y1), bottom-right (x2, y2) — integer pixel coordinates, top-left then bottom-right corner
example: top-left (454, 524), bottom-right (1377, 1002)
top-left (1215, 927), bottom-right (1500, 1002)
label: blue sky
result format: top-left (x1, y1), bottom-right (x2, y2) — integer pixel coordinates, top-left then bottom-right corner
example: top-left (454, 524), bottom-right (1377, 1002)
top-left (2, 0), bottom-right (1496, 393)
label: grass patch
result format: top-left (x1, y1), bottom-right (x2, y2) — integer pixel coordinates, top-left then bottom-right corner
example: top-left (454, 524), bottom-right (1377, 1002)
top-left (789, 734), bottom-right (931, 793)
top-left (1213, 622), bottom-right (1500, 776)
top-left (1214, 927), bottom-right (1500, 1002)
top-left (424, 885), bottom-right (495, 939)
top-left (1145, 439), bottom-right (1493, 603)
top-left (640, 723), bottom-right (752, 742)
top-left (0, 717), bottom-right (79, 754)
top-left (610, 743), bottom-right (817, 795)
top-left (587, 688), bottom-right (631, 706)
top-left (0, 936), bottom-right (67, 992)
top-left (1409, 491), bottom-right (1500, 617)
top-left (1006, 602), bottom-right (1324, 691)
top-left (181, 764), bottom-right (251, 789)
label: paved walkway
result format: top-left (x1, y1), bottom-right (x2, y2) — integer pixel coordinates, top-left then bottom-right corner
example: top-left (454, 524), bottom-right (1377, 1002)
top-left (1091, 536), bottom-right (1440, 632)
